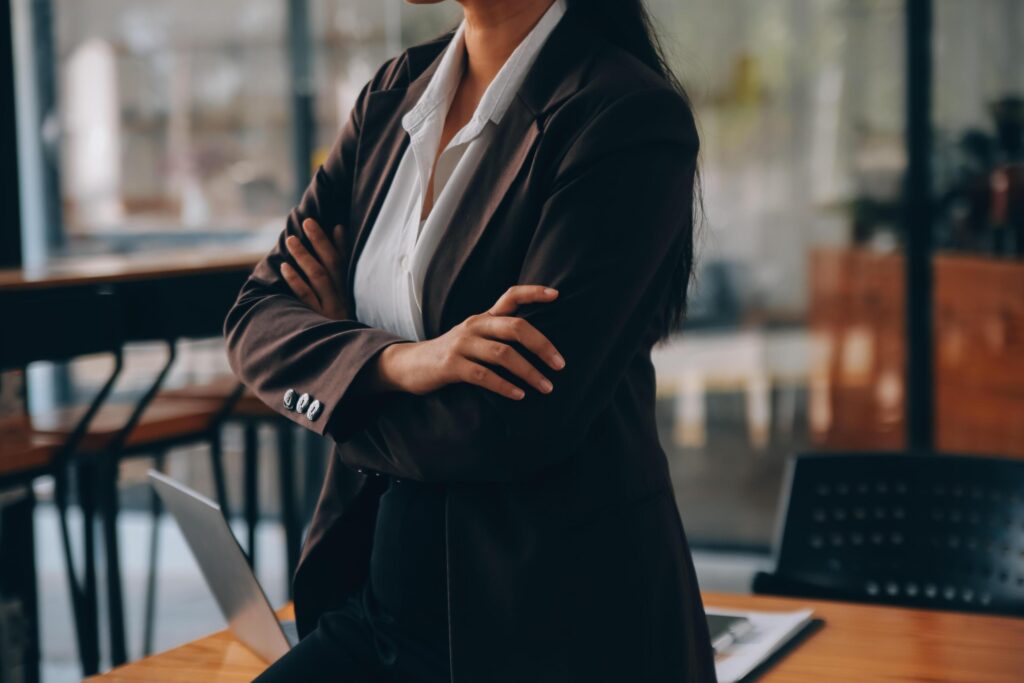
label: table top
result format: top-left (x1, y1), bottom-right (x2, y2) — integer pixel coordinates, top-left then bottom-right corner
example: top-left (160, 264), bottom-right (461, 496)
top-left (0, 248), bottom-right (263, 291)
top-left (87, 592), bottom-right (1024, 682)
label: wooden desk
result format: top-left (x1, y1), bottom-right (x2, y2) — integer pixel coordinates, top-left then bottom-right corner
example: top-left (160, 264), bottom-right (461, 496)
top-left (0, 248), bottom-right (262, 344)
top-left (0, 249), bottom-right (262, 292)
top-left (87, 593), bottom-right (1024, 682)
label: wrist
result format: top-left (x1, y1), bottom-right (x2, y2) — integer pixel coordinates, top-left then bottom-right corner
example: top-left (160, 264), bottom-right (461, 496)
top-left (371, 342), bottom-right (412, 393)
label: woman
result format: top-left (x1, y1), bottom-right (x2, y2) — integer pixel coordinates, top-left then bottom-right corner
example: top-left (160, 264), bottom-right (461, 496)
top-left (225, 0), bottom-right (714, 680)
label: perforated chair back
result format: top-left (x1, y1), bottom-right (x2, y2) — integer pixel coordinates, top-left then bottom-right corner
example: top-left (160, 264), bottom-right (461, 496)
top-left (754, 452), bottom-right (1024, 617)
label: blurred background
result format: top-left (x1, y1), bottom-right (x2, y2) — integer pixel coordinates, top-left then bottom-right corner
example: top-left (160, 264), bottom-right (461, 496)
top-left (0, 0), bottom-right (1022, 681)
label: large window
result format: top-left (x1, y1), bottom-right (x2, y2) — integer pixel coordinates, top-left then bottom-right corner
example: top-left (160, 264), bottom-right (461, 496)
top-left (39, 0), bottom-right (459, 252)
top-left (18, 1), bottom-right (1021, 553)
top-left (54, 0), bottom-right (294, 239)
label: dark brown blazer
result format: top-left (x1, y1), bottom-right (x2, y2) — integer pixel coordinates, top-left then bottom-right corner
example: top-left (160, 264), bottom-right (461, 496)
top-left (225, 11), bottom-right (715, 682)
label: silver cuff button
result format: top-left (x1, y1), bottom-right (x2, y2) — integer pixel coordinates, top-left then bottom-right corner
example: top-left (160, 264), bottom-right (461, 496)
top-left (296, 393), bottom-right (311, 413)
top-left (283, 389), bottom-right (296, 410)
top-left (306, 399), bottom-right (323, 421)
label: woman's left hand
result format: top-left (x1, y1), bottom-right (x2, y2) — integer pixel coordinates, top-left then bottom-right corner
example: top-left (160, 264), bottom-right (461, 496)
top-left (280, 218), bottom-right (351, 320)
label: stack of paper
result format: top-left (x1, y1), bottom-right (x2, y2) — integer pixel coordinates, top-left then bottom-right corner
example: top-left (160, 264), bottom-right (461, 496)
top-left (707, 607), bottom-right (815, 683)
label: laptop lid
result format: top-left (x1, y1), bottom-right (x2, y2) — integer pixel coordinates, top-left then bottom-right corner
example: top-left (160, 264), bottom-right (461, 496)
top-left (148, 469), bottom-right (292, 662)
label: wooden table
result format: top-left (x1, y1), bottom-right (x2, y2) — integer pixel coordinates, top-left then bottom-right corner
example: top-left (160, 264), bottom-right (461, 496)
top-left (0, 248), bottom-right (262, 291)
top-left (87, 593), bottom-right (1024, 682)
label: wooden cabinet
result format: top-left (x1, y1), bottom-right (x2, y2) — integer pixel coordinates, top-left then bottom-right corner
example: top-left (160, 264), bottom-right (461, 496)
top-left (809, 248), bottom-right (1024, 457)
top-left (808, 248), bottom-right (906, 450)
top-left (934, 255), bottom-right (1024, 457)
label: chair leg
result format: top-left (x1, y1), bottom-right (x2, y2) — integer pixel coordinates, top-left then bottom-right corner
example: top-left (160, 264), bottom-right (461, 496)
top-left (243, 423), bottom-right (259, 569)
top-left (142, 452), bottom-right (167, 656)
top-left (98, 454), bottom-right (128, 666)
top-left (53, 468), bottom-right (87, 676)
top-left (276, 421), bottom-right (299, 597)
top-left (73, 462), bottom-right (101, 675)
top-left (0, 485), bottom-right (41, 683)
top-left (209, 426), bottom-right (230, 516)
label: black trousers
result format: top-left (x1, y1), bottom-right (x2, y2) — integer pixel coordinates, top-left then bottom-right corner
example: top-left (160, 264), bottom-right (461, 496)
top-left (253, 585), bottom-right (450, 683)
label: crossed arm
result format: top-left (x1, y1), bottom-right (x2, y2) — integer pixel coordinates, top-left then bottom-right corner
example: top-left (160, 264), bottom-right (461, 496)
top-left (224, 86), bottom-right (698, 483)
top-left (281, 217), bottom-right (566, 402)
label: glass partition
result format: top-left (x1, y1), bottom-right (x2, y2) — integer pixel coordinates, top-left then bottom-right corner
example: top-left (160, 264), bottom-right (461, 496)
top-left (648, 0), bottom-right (907, 547)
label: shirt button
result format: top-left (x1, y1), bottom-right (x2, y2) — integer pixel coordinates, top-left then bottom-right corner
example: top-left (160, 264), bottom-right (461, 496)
top-left (399, 255), bottom-right (409, 270)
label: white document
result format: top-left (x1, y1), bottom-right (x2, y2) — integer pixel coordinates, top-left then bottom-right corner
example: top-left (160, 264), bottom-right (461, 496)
top-left (707, 607), bottom-right (815, 683)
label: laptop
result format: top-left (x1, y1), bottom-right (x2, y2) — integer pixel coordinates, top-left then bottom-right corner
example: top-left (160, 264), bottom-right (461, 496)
top-left (148, 470), bottom-right (299, 662)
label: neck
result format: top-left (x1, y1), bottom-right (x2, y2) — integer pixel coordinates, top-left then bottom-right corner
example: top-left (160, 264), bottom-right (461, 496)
top-left (458, 0), bottom-right (555, 87)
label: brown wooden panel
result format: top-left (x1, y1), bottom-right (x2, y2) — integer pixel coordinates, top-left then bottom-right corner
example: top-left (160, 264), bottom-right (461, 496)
top-left (809, 248), bottom-right (906, 451)
top-left (935, 254), bottom-right (1024, 458)
top-left (810, 249), bottom-right (1024, 457)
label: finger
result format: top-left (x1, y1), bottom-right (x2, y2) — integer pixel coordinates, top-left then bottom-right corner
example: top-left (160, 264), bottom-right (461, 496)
top-left (469, 315), bottom-right (565, 370)
top-left (489, 285), bottom-right (559, 316)
top-left (286, 235), bottom-right (341, 309)
top-left (302, 219), bottom-right (343, 291)
top-left (281, 262), bottom-right (321, 310)
top-left (455, 359), bottom-right (525, 401)
top-left (461, 338), bottom-right (553, 394)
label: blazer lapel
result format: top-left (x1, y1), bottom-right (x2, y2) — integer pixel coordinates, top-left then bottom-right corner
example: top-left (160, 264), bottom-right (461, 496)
top-left (346, 41), bottom-right (449, 297)
top-left (346, 89), bottom-right (410, 297)
top-left (421, 100), bottom-right (540, 338)
top-left (347, 14), bottom-right (595, 332)
top-left (420, 16), bottom-right (596, 338)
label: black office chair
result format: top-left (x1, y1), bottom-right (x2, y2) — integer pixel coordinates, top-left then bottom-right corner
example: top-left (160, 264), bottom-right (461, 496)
top-left (753, 452), bottom-right (1024, 618)
top-left (0, 286), bottom-right (125, 677)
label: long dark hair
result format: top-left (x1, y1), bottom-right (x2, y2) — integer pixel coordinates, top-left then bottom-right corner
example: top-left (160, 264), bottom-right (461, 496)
top-left (566, 0), bottom-right (701, 340)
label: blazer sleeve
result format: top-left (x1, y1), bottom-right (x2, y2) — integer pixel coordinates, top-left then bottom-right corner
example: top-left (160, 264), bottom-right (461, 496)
top-left (224, 72), bottom-right (407, 439)
top-left (335, 87), bottom-right (699, 482)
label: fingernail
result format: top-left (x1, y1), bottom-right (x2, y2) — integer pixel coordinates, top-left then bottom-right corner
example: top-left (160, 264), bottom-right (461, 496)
top-left (553, 354), bottom-right (565, 369)
top-left (544, 288), bottom-right (558, 296)
top-left (513, 389), bottom-right (525, 400)
top-left (541, 379), bottom-right (553, 393)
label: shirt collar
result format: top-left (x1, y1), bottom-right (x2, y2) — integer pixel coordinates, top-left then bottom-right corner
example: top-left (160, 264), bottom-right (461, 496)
top-left (402, 0), bottom-right (566, 135)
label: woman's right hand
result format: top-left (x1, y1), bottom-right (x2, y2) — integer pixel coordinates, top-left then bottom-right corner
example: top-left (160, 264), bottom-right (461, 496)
top-left (371, 286), bottom-right (566, 400)
top-left (280, 218), bottom-right (351, 320)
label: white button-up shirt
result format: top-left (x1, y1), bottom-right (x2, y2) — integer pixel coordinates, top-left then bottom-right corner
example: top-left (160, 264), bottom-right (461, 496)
top-left (352, 0), bottom-right (566, 342)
